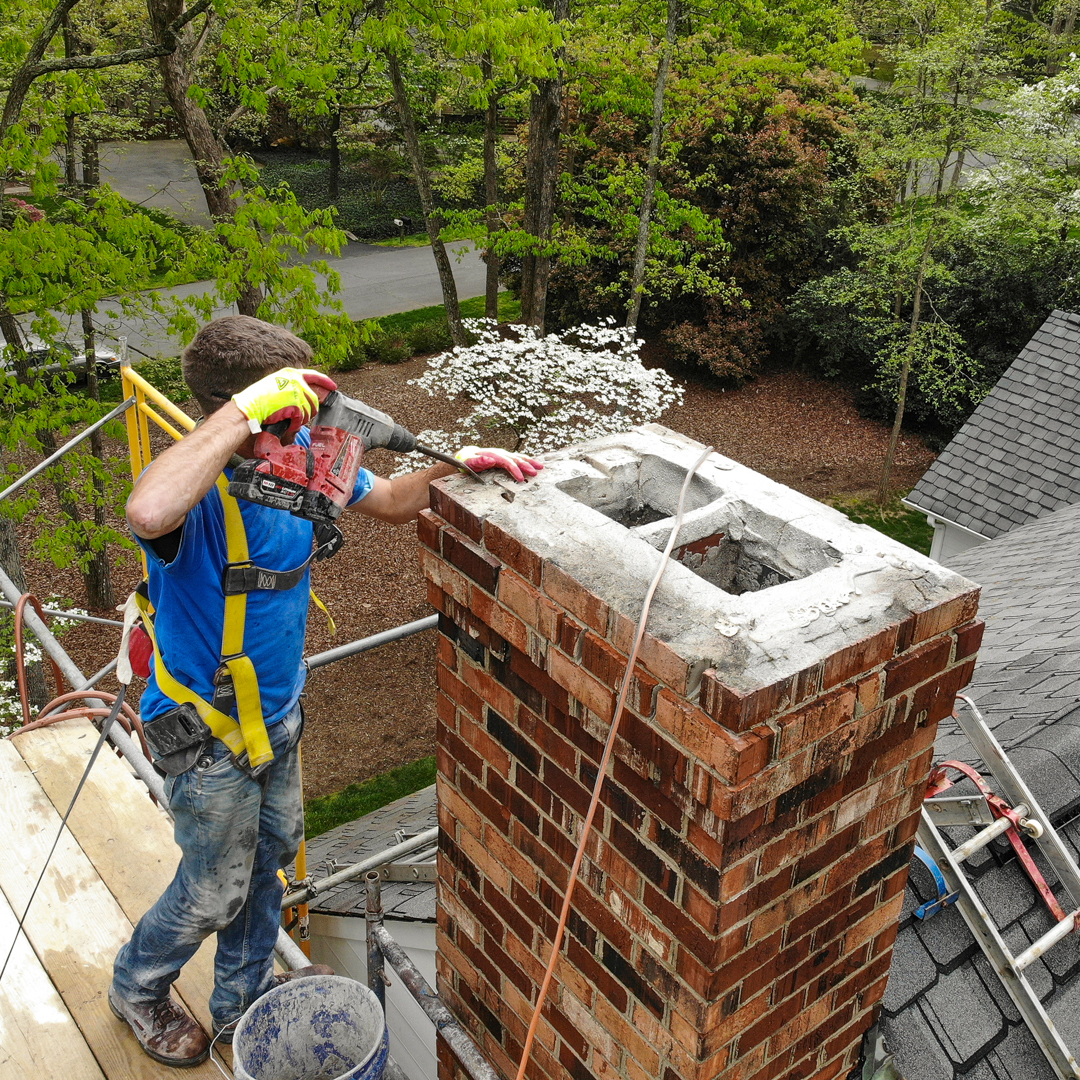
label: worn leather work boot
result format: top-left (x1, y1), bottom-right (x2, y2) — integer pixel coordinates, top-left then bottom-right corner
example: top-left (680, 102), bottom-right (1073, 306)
top-left (108, 984), bottom-right (210, 1067)
top-left (212, 964), bottom-right (336, 1045)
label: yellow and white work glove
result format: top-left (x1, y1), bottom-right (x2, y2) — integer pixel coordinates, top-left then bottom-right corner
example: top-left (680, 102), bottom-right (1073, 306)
top-left (454, 446), bottom-right (544, 483)
top-left (231, 368), bottom-right (337, 436)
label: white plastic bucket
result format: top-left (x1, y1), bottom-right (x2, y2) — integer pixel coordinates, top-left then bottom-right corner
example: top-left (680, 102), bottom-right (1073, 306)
top-left (232, 975), bottom-right (388, 1080)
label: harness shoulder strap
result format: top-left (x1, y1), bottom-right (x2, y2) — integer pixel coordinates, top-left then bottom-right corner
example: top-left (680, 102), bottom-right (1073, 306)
top-left (216, 477), bottom-right (273, 768)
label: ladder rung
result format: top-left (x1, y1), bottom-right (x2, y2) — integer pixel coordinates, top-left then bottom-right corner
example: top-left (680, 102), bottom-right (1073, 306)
top-left (1015, 911), bottom-right (1078, 972)
top-left (953, 805), bottom-right (1028, 863)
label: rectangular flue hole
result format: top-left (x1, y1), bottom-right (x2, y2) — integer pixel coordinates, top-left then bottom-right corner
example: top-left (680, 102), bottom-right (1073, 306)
top-left (607, 501), bottom-right (670, 528)
top-left (673, 533), bottom-right (792, 595)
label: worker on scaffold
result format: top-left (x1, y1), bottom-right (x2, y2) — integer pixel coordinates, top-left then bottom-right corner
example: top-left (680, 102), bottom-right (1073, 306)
top-left (110, 314), bottom-right (541, 1068)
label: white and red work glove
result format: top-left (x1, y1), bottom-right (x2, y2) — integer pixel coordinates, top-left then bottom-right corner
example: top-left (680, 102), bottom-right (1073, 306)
top-left (231, 367), bottom-right (338, 436)
top-left (453, 446), bottom-right (544, 482)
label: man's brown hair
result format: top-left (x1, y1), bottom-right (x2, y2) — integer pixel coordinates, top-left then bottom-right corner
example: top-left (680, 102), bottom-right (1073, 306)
top-left (182, 315), bottom-right (314, 415)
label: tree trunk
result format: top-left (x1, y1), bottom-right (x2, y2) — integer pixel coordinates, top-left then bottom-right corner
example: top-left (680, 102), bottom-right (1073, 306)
top-left (81, 137), bottom-right (99, 187)
top-left (878, 236), bottom-right (933, 505)
top-left (385, 50), bottom-right (466, 346)
top-left (65, 118), bottom-right (79, 186)
top-left (80, 308), bottom-right (114, 610)
top-left (626, 0), bottom-right (678, 330)
top-left (148, 0), bottom-right (263, 316)
top-left (482, 55), bottom-right (501, 321)
top-left (0, 308), bottom-right (46, 711)
top-left (61, 11), bottom-right (80, 187)
top-left (520, 0), bottom-right (569, 331)
top-left (0, 0), bottom-right (82, 138)
top-left (328, 107), bottom-right (341, 204)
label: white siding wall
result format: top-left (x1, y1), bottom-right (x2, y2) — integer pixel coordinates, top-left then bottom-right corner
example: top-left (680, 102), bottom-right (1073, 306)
top-left (929, 520), bottom-right (987, 568)
top-left (308, 914), bottom-right (438, 1080)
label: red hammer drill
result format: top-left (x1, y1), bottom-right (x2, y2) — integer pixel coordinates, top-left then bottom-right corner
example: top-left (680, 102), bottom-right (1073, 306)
top-left (228, 390), bottom-right (471, 535)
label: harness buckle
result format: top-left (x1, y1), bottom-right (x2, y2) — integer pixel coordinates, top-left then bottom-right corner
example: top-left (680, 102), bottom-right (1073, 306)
top-left (222, 560), bottom-right (259, 596)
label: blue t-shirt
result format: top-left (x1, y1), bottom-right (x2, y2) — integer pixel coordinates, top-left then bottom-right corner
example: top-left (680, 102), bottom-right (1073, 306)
top-left (136, 428), bottom-right (374, 725)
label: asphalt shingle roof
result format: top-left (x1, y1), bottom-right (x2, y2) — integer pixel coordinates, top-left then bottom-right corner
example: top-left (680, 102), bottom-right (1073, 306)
top-left (292, 784), bottom-right (437, 921)
top-left (883, 501), bottom-right (1080, 1080)
top-left (906, 310), bottom-right (1080, 539)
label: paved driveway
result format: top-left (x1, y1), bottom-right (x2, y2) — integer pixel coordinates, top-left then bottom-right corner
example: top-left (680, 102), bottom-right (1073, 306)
top-left (94, 140), bottom-right (487, 357)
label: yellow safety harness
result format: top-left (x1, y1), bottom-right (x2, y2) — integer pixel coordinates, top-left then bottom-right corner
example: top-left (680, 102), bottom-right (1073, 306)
top-left (134, 476), bottom-right (275, 769)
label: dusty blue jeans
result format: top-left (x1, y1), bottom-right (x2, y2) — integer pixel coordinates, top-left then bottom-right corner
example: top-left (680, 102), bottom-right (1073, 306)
top-left (112, 702), bottom-right (305, 1029)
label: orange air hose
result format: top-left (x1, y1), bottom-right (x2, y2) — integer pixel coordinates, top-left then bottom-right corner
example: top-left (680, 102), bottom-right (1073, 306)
top-left (513, 445), bottom-right (714, 1080)
top-left (11, 688), bottom-right (150, 758)
top-left (13, 594), bottom-right (66, 728)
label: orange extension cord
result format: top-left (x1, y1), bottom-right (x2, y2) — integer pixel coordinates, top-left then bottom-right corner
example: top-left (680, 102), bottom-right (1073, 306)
top-left (514, 445), bottom-right (715, 1080)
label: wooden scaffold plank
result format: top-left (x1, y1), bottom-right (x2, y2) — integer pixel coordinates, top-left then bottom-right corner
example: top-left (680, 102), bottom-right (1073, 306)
top-left (0, 738), bottom-right (225, 1080)
top-left (0, 883), bottom-right (106, 1080)
top-left (8, 717), bottom-right (227, 1056)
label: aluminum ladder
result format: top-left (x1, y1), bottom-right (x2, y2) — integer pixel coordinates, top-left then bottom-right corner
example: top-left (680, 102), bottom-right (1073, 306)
top-left (916, 694), bottom-right (1080, 1080)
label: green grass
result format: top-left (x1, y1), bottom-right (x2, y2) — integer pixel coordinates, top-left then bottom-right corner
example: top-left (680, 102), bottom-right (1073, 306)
top-left (335, 292), bottom-right (522, 369)
top-left (377, 291), bottom-right (520, 334)
top-left (303, 756), bottom-right (437, 840)
top-left (370, 230), bottom-right (471, 248)
top-left (826, 494), bottom-right (933, 555)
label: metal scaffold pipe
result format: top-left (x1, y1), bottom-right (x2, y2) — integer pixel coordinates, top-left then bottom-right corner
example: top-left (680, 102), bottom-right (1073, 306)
top-left (0, 397), bottom-right (135, 505)
top-left (281, 827), bottom-right (438, 908)
top-left (373, 924), bottom-right (500, 1080)
top-left (305, 615), bottom-right (437, 669)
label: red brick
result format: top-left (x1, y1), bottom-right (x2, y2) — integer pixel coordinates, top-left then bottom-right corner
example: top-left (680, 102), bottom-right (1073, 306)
top-left (701, 670), bottom-right (797, 733)
top-left (825, 833), bottom-right (890, 894)
top-left (430, 478), bottom-right (484, 541)
top-left (582, 632), bottom-right (630, 689)
top-left (911, 588), bottom-right (980, 645)
top-left (630, 666), bottom-right (660, 719)
top-left (636, 632), bottom-right (697, 697)
top-left (549, 647), bottom-right (616, 722)
top-left (793, 661), bottom-right (824, 704)
top-left (774, 687), bottom-right (857, 761)
top-left (419, 546), bottom-right (471, 607)
top-left (417, 507), bottom-right (442, 551)
top-left (437, 631), bottom-right (457, 670)
top-left (497, 569), bottom-right (543, 628)
top-left (559, 614), bottom-right (586, 658)
top-left (856, 672), bottom-right (883, 716)
top-left (543, 560), bottom-right (609, 633)
top-left (954, 618), bottom-right (985, 661)
top-left (822, 625), bottom-right (898, 689)
top-left (458, 657), bottom-right (519, 723)
top-left (655, 689), bottom-right (770, 786)
top-left (437, 663), bottom-right (484, 718)
top-left (426, 579), bottom-right (446, 612)
top-left (469, 588), bottom-right (530, 656)
top-left (909, 658), bottom-right (976, 726)
top-left (483, 518), bottom-right (543, 585)
top-left (787, 998), bottom-right (856, 1072)
top-left (737, 989), bottom-right (803, 1058)
top-left (884, 635), bottom-right (952, 697)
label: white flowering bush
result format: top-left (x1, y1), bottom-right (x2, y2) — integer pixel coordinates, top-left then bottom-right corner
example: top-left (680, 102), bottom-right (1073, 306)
top-left (0, 600), bottom-right (87, 737)
top-left (407, 318), bottom-right (684, 459)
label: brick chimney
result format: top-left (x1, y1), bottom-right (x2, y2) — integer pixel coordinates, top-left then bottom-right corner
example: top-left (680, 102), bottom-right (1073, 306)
top-left (421, 426), bottom-right (980, 1080)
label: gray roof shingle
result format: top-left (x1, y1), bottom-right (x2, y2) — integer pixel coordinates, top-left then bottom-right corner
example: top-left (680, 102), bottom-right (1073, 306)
top-left (884, 500), bottom-right (1080, 1079)
top-left (291, 784), bottom-right (438, 922)
top-left (907, 310), bottom-right (1080, 538)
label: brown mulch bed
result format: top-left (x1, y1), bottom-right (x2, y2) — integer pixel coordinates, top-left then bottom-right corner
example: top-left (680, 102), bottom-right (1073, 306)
top-left (15, 358), bottom-right (934, 800)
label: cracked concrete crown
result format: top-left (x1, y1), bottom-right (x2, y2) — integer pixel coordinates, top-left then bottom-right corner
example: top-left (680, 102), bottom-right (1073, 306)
top-left (440, 425), bottom-right (978, 697)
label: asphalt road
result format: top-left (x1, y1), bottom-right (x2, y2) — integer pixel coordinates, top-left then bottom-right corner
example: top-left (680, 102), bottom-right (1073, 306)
top-left (93, 140), bottom-right (486, 358)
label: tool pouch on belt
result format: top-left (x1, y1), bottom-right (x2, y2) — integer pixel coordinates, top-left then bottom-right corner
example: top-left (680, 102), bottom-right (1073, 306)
top-left (144, 702), bottom-right (213, 777)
